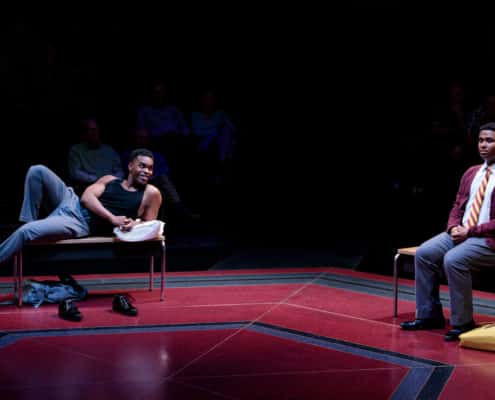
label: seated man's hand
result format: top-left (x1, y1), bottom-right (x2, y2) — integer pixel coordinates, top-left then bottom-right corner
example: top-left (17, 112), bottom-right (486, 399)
top-left (451, 225), bottom-right (468, 244)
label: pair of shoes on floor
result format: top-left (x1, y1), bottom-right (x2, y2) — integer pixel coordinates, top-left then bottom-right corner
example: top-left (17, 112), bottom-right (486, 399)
top-left (444, 320), bottom-right (476, 342)
top-left (400, 317), bottom-right (477, 341)
top-left (400, 317), bottom-right (446, 331)
top-left (112, 294), bottom-right (138, 316)
top-left (58, 299), bottom-right (82, 322)
top-left (58, 295), bottom-right (137, 321)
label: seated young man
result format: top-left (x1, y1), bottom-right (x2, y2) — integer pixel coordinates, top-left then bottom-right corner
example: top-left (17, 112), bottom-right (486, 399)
top-left (401, 123), bottom-right (495, 341)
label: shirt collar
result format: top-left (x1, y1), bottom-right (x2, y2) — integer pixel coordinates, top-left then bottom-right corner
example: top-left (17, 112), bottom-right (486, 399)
top-left (482, 162), bottom-right (495, 173)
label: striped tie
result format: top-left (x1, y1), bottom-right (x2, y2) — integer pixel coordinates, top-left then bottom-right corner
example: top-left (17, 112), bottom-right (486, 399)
top-left (467, 167), bottom-right (492, 228)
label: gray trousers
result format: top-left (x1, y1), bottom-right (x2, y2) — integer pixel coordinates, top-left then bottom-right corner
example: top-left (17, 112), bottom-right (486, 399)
top-left (0, 165), bottom-right (89, 264)
top-left (415, 232), bottom-right (495, 326)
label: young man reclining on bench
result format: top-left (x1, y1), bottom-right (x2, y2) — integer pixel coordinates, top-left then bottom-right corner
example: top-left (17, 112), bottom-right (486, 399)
top-left (0, 148), bottom-right (162, 319)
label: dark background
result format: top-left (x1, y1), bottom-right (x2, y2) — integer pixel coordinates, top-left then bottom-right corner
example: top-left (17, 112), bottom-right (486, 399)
top-left (1, 7), bottom-right (494, 270)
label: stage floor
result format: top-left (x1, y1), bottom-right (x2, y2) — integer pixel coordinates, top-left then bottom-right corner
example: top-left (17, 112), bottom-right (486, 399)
top-left (1, 267), bottom-right (495, 399)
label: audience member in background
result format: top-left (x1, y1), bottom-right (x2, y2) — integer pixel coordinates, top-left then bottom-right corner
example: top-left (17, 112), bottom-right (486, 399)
top-left (431, 81), bottom-right (468, 141)
top-left (191, 89), bottom-right (236, 168)
top-left (120, 128), bottom-right (198, 227)
top-left (467, 93), bottom-right (495, 159)
top-left (68, 117), bottom-right (124, 194)
top-left (136, 79), bottom-right (190, 171)
top-left (424, 81), bottom-right (472, 231)
top-left (189, 89), bottom-right (236, 233)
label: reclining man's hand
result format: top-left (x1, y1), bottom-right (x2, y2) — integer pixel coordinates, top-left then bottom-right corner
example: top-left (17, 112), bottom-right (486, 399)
top-left (112, 216), bottom-right (132, 230)
top-left (120, 218), bottom-right (141, 232)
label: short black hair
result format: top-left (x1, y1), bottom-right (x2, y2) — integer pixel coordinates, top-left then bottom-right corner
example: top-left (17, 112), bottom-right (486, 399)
top-left (129, 148), bottom-right (154, 162)
top-left (480, 122), bottom-right (495, 132)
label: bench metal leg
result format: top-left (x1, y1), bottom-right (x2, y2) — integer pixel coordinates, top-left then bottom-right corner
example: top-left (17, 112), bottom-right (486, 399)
top-left (393, 253), bottom-right (400, 318)
top-left (13, 253), bottom-right (18, 305)
top-left (149, 256), bottom-right (154, 291)
top-left (12, 240), bottom-right (166, 304)
top-left (17, 251), bottom-right (23, 307)
top-left (160, 239), bottom-right (166, 301)
top-left (13, 253), bottom-right (17, 284)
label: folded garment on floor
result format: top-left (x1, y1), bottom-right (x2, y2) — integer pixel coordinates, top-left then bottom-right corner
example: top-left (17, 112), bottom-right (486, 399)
top-left (21, 278), bottom-right (88, 308)
top-left (113, 220), bottom-right (165, 242)
top-left (459, 323), bottom-right (495, 351)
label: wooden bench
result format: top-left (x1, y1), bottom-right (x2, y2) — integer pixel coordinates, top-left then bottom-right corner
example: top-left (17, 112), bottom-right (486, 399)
top-left (12, 236), bottom-right (166, 307)
top-left (393, 246), bottom-right (418, 318)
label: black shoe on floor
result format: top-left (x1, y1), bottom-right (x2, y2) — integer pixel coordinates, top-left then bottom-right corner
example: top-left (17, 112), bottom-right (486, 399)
top-left (112, 295), bottom-right (138, 316)
top-left (444, 320), bottom-right (476, 341)
top-left (57, 273), bottom-right (88, 300)
top-left (400, 317), bottom-right (446, 331)
top-left (58, 299), bottom-right (82, 322)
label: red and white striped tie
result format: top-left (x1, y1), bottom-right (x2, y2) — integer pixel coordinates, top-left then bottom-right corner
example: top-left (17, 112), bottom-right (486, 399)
top-left (467, 167), bottom-right (492, 228)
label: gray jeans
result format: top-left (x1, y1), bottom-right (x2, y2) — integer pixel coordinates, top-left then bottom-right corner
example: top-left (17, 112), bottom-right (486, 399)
top-left (415, 231), bottom-right (495, 326)
top-left (0, 165), bottom-right (89, 264)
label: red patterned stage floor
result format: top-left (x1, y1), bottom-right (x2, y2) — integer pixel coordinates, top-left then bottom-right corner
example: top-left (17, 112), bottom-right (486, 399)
top-left (1, 267), bottom-right (495, 399)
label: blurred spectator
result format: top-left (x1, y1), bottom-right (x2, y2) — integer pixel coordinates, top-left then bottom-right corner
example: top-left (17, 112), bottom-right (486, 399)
top-left (419, 81), bottom-right (472, 232)
top-left (120, 128), bottom-right (198, 226)
top-left (430, 81), bottom-right (468, 143)
top-left (188, 89), bottom-right (237, 233)
top-left (191, 89), bottom-right (236, 165)
top-left (136, 79), bottom-right (190, 170)
top-left (467, 93), bottom-right (495, 147)
top-left (68, 117), bottom-right (124, 194)
top-left (137, 79), bottom-right (190, 139)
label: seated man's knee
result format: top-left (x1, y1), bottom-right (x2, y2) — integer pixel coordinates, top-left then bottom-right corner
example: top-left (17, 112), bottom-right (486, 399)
top-left (443, 251), bottom-right (466, 274)
top-left (415, 244), bottom-right (435, 263)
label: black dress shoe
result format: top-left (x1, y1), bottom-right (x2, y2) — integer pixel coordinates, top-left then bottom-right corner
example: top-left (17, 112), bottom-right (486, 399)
top-left (444, 320), bottom-right (476, 341)
top-left (400, 317), bottom-right (446, 330)
top-left (57, 273), bottom-right (88, 300)
top-left (58, 299), bottom-right (82, 322)
top-left (112, 295), bottom-right (138, 316)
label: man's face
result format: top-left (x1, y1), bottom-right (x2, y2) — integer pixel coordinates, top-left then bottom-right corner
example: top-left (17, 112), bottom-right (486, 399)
top-left (478, 129), bottom-right (495, 164)
top-left (128, 155), bottom-right (154, 187)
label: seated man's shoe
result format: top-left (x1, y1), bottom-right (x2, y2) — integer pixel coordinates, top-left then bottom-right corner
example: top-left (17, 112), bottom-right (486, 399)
top-left (400, 317), bottom-right (446, 331)
top-left (58, 299), bottom-right (82, 322)
top-left (444, 320), bottom-right (476, 342)
top-left (112, 294), bottom-right (138, 316)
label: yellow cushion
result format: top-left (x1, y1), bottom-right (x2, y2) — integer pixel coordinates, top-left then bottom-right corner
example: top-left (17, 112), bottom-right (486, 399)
top-left (459, 323), bottom-right (495, 351)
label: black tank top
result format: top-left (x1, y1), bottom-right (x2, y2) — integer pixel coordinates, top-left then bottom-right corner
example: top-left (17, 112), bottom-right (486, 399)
top-left (82, 179), bottom-right (145, 235)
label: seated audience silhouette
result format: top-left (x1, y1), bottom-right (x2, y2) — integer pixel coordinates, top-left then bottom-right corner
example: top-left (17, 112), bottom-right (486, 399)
top-left (68, 117), bottom-right (124, 194)
top-left (120, 128), bottom-right (198, 227)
